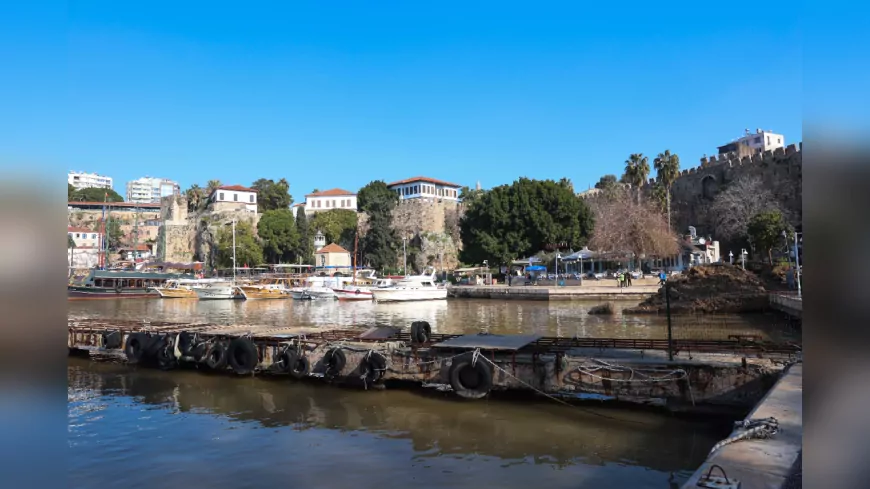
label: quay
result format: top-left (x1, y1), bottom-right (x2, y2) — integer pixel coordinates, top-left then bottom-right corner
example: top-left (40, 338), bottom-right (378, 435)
top-left (682, 362), bottom-right (802, 488)
top-left (769, 292), bottom-right (802, 318)
top-left (448, 283), bottom-right (659, 301)
top-left (68, 318), bottom-right (801, 414)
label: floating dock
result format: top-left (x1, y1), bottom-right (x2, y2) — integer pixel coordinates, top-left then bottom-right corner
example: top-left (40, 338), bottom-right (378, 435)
top-left (448, 284), bottom-right (659, 301)
top-left (68, 318), bottom-right (802, 413)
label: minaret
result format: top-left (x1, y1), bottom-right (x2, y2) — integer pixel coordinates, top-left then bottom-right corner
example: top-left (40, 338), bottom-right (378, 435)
top-left (475, 181), bottom-right (481, 191)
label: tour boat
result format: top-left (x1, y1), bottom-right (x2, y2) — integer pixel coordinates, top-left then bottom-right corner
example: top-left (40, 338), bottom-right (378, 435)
top-left (192, 281), bottom-right (242, 300)
top-left (333, 285), bottom-right (374, 301)
top-left (152, 278), bottom-right (227, 298)
top-left (68, 269), bottom-right (194, 299)
top-left (236, 278), bottom-right (292, 300)
top-left (370, 272), bottom-right (447, 303)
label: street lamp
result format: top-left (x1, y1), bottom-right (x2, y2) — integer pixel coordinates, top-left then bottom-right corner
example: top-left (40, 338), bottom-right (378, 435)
top-left (740, 248), bottom-right (748, 271)
top-left (402, 236), bottom-right (408, 276)
top-left (793, 232), bottom-right (802, 298)
top-left (729, 250), bottom-right (733, 265)
top-left (482, 260), bottom-right (488, 285)
top-left (224, 219), bottom-right (237, 283)
top-left (556, 253), bottom-right (561, 285)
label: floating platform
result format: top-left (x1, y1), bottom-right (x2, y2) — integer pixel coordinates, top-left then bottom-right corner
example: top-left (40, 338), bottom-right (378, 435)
top-left (68, 318), bottom-right (802, 413)
top-left (448, 284), bottom-right (659, 301)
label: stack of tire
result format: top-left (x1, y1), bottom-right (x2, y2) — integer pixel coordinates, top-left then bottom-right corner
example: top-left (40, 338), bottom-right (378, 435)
top-left (123, 332), bottom-right (261, 375)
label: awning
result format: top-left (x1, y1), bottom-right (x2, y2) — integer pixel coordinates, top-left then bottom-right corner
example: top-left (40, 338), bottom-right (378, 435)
top-left (526, 265), bottom-right (547, 271)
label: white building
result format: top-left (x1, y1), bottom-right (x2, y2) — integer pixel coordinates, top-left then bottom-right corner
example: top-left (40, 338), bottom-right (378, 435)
top-left (68, 226), bottom-right (103, 249)
top-left (387, 176), bottom-right (462, 201)
top-left (304, 188), bottom-right (357, 215)
top-left (125, 177), bottom-right (180, 203)
top-left (208, 185), bottom-right (258, 213)
top-left (68, 171), bottom-right (113, 190)
top-left (718, 129), bottom-right (785, 156)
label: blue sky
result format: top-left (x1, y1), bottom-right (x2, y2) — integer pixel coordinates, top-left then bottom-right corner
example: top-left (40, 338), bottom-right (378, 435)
top-left (2, 1), bottom-right (803, 199)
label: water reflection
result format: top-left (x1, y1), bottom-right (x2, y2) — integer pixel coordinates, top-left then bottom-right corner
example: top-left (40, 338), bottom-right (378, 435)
top-left (69, 298), bottom-right (800, 342)
top-left (69, 358), bottom-right (722, 489)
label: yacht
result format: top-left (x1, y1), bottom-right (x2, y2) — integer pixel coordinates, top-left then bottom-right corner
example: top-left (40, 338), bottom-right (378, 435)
top-left (192, 280), bottom-right (241, 300)
top-left (370, 270), bottom-right (447, 303)
top-left (332, 269), bottom-right (379, 301)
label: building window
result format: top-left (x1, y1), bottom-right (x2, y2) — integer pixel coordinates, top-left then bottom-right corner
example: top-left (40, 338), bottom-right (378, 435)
top-left (219, 192), bottom-right (224, 200)
top-left (76, 233), bottom-right (80, 238)
top-left (234, 193), bottom-right (238, 202)
top-left (754, 137), bottom-right (761, 144)
top-left (778, 138), bottom-right (782, 144)
top-left (250, 195), bottom-right (254, 203)
top-left (767, 136), bottom-right (770, 145)
top-left (92, 234), bottom-right (97, 239)
top-left (333, 200), bottom-right (336, 207)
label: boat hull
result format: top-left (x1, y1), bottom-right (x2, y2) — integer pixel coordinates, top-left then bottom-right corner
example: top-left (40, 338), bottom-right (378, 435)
top-left (370, 288), bottom-right (447, 303)
top-left (238, 287), bottom-right (291, 300)
top-left (334, 288), bottom-right (373, 301)
top-left (152, 287), bottom-right (197, 298)
top-left (193, 286), bottom-right (241, 300)
top-left (68, 286), bottom-right (157, 299)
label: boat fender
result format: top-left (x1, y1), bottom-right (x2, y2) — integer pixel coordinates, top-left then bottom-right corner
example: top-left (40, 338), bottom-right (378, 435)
top-left (124, 333), bottom-right (145, 364)
top-left (288, 353), bottom-right (310, 380)
top-left (410, 321), bottom-right (432, 344)
top-left (157, 339), bottom-right (177, 370)
top-left (102, 330), bottom-right (122, 349)
top-left (191, 341), bottom-right (209, 363)
top-left (360, 351), bottom-right (388, 383)
top-left (114, 283), bottom-right (123, 294)
top-left (227, 337), bottom-right (259, 375)
top-left (205, 342), bottom-right (228, 370)
top-left (448, 351), bottom-right (493, 400)
top-left (178, 332), bottom-right (197, 357)
top-left (323, 348), bottom-right (346, 376)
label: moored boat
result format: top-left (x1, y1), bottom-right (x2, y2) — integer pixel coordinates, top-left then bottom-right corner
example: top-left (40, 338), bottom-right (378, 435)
top-left (68, 269), bottom-right (195, 299)
top-left (193, 281), bottom-right (242, 300)
top-left (152, 278), bottom-right (225, 298)
top-left (237, 278), bottom-right (292, 300)
top-left (370, 272), bottom-right (447, 303)
top-left (333, 285), bottom-right (373, 301)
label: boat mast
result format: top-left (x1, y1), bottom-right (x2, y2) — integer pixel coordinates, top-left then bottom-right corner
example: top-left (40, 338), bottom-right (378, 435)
top-left (100, 191), bottom-right (108, 269)
top-left (353, 231), bottom-right (357, 285)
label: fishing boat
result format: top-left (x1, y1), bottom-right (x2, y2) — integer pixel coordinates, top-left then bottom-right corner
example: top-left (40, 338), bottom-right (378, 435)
top-left (192, 280), bottom-right (241, 300)
top-left (370, 270), bottom-right (447, 303)
top-left (152, 278), bottom-right (225, 298)
top-left (236, 278), bottom-right (292, 300)
top-left (68, 269), bottom-right (194, 299)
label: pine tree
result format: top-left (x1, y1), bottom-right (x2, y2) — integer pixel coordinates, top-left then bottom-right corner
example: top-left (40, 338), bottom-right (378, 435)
top-left (295, 206), bottom-right (312, 264)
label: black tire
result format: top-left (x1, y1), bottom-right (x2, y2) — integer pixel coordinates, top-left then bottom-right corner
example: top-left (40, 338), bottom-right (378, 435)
top-left (360, 351), bottom-right (387, 383)
top-left (410, 321), bottom-right (431, 344)
top-left (227, 337), bottom-right (259, 375)
top-left (178, 332), bottom-right (196, 356)
top-left (289, 354), bottom-right (310, 380)
top-left (191, 341), bottom-right (209, 362)
top-left (124, 333), bottom-right (145, 364)
top-left (205, 342), bottom-right (228, 370)
top-left (102, 331), bottom-right (122, 349)
top-left (114, 283), bottom-right (123, 294)
top-left (323, 348), bottom-right (346, 376)
top-left (157, 344), bottom-right (177, 370)
top-left (275, 348), bottom-right (296, 373)
top-left (449, 351), bottom-right (493, 400)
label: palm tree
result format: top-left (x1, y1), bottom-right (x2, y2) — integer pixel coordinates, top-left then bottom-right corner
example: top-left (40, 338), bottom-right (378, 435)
top-left (186, 184), bottom-right (203, 212)
top-left (623, 153), bottom-right (650, 204)
top-left (654, 150), bottom-right (681, 229)
top-left (206, 179), bottom-right (222, 198)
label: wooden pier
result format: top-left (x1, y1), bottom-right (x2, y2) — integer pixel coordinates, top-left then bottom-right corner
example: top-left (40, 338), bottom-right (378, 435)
top-left (68, 318), bottom-right (802, 413)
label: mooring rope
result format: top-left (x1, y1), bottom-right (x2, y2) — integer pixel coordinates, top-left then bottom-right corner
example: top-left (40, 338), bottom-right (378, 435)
top-left (709, 417), bottom-right (779, 454)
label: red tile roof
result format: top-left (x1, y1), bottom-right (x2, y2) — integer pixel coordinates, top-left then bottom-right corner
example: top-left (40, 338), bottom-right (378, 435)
top-left (305, 188), bottom-right (356, 197)
top-left (386, 176), bottom-right (462, 188)
top-left (314, 243), bottom-right (349, 254)
top-left (118, 244), bottom-right (151, 251)
top-left (292, 203), bottom-right (306, 207)
top-left (68, 226), bottom-right (97, 233)
top-left (216, 185), bottom-right (256, 193)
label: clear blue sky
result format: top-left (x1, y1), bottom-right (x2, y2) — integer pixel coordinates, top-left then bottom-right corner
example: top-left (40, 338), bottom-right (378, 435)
top-left (3, 1), bottom-right (803, 199)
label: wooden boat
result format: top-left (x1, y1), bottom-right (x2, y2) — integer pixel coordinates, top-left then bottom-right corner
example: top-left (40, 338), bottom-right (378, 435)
top-left (193, 281), bottom-right (242, 300)
top-left (237, 278), bottom-right (292, 300)
top-left (68, 269), bottom-right (194, 299)
top-left (152, 278), bottom-right (225, 298)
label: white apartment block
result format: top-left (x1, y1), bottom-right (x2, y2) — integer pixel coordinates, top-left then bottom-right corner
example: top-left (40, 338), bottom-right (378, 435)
top-left (68, 226), bottom-right (103, 249)
top-left (387, 176), bottom-right (462, 201)
top-left (126, 177), bottom-right (181, 203)
top-left (718, 129), bottom-right (785, 155)
top-left (68, 171), bottom-right (113, 190)
top-left (304, 189), bottom-right (357, 215)
top-left (209, 185), bottom-right (258, 213)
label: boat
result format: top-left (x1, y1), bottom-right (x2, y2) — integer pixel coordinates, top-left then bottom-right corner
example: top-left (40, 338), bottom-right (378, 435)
top-left (237, 278), bottom-right (292, 300)
top-left (300, 285), bottom-right (337, 300)
top-left (370, 270), bottom-right (447, 303)
top-left (152, 278), bottom-right (229, 298)
top-left (333, 285), bottom-right (374, 301)
top-left (68, 268), bottom-right (195, 299)
top-left (192, 281), bottom-right (242, 300)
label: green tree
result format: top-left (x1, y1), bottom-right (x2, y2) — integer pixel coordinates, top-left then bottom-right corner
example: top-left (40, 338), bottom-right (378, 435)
top-left (185, 184), bottom-right (206, 213)
top-left (310, 209), bottom-right (358, 250)
top-left (594, 174), bottom-right (618, 190)
top-left (252, 178), bottom-right (293, 212)
top-left (747, 210), bottom-right (792, 265)
top-left (357, 180), bottom-right (400, 270)
top-left (294, 206), bottom-right (312, 264)
top-left (206, 179), bottom-right (222, 198)
top-left (71, 187), bottom-right (124, 202)
top-left (258, 209), bottom-right (299, 263)
top-left (105, 219), bottom-right (123, 250)
top-left (622, 153), bottom-right (650, 204)
top-left (68, 183), bottom-right (76, 201)
top-left (215, 220), bottom-right (263, 268)
top-left (653, 150), bottom-right (681, 229)
top-left (459, 178), bottom-right (593, 266)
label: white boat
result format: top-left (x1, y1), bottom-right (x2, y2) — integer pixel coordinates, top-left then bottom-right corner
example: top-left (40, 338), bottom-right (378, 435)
top-left (370, 272), bottom-right (447, 303)
top-left (303, 286), bottom-right (337, 300)
top-left (333, 284), bottom-right (373, 301)
top-left (193, 281), bottom-right (241, 300)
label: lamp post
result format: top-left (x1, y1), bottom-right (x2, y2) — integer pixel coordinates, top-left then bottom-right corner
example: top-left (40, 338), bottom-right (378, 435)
top-left (556, 253), bottom-right (561, 285)
top-left (740, 248), bottom-right (747, 270)
top-left (794, 232), bottom-right (802, 298)
top-left (482, 259), bottom-right (488, 285)
top-left (402, 236), bottom-right (408, 276)
top-left (729, 250), bottom-right (733, 265)
top-left (782, 230), bottom-right (792, 268)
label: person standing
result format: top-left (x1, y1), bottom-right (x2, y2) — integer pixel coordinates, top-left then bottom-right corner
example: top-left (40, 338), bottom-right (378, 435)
top-left (659, 270), bottom-right (667, 286)
top-left (626, 270), bottom-right (632, 287)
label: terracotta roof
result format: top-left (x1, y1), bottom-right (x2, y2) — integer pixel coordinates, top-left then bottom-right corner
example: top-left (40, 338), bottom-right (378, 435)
top-left (215, 185), bottom-right (256, 193)
top-left (305, 188), bottom-right (356, 197)
top-left (68, 226), bottom-right (97, 233)
top-left (292, 203), bottom-right (306, 207)
top-left (386, 176), bottom-right (462, 188)
top-left (315, 243), bottom-right (349, 254)
top-left (119, 244), bottom-right (151, 251)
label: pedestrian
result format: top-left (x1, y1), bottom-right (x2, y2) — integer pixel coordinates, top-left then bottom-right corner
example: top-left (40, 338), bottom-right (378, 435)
top-left (659, 270), bottom-right (667, 286)
top-left (508, 271), bottom-right (513, 287)
top-left (617, 271), bottom-right (623, 288)
top-left (626, 271), bottom-right (632, 287)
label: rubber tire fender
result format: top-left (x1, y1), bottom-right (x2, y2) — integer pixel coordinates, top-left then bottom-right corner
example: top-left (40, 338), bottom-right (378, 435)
top-left (205, 342), bottom-right (228, 370)
top-left (288, 353), bottom-right (310, 380)
top-left (410, 321), bottom-right (432, 344)
top-left (276, 348), bottom-right (296, 373)
top-left (102, 330), bottom-right (122, 349)
top-left (114, 283), bottom-right (123, 294)
top-left (178, 332), bottom-right (197, 356)
top-left (227, 337), bottom-right (259, 375)
top-left (124, 333), bottom-right (145, 364)
top-left (448, 351), bottom-right (493, 400)
top-left (360, 351), bottom-right (387, 382)
top-left (323, 348), bottom-right (346, 376)
top-left (157, 342), bottom-right (177, 370)
top-left (191, 341), bottom-right (209, 362)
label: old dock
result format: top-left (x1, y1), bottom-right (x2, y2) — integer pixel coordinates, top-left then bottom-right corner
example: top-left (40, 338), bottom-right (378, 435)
top-left (448, 284), bottom-right (659, 301)
top-left (68, 318), bottom-right (802, 413)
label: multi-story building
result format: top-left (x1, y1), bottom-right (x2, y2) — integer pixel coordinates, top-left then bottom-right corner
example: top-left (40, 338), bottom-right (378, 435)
top-left (125, 177), bottom-right (181, 203)
top-left (67, 226), bottom-right (103, 249)
top-left (303, 188), bottom-right (357, 215)
top-left (68, 171), bottom-right (113, 190)
top-left (387, 176), bottom-right (462, 201)
top-left (208, 185), bottom-right (258, 213)
top-left (717, 129), bottom-right (785, 156)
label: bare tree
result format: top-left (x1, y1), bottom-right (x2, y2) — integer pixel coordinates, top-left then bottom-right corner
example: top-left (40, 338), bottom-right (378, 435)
top-left (589, 187), bottom-right (679, 261)
top-left (708, 175), bottom-right (786, 242)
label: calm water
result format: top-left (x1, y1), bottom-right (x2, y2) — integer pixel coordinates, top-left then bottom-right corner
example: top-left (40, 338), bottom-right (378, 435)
top-left (68, 298), bottom-right (796, 489)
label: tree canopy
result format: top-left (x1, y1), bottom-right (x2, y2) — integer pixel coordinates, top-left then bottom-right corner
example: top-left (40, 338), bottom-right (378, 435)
top-left (258, 209), bottom-right (299, 263)
top-left (185, 184), bottom-right (207, 213)
top-left (594, 174), bottom-right (618, 190)
top-left (215, 220), bottom-right (263, 268)
top-left (709, 175), bottom-right (786, 246)
top-left (358, 180), bottom-right (400, 271)
top-left (653, 150), bottom-right (680, 229)
top-left (69, 186), bottom-right (124, 202)
top-left (459, 178), bottom-right (593, 265)
top-left (294, 206), bottom-right (312, 264)
top-left (357, 180), bottom-right (398, 214)
top-left (748, 209), bottom-right (792, 265)
top-left (252, 178), bottom-right (292, 212)
top-left (622, 153), bottom-right (650, 203)
top-left (588, 187), bottom-right (678, 260)
top-left (309, 209), bottom-right (358, 251)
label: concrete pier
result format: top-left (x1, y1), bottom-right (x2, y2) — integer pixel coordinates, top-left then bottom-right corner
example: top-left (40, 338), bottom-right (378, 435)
top-left (682, 362), bottom-right (802, 488)
top-left (769, 292), bottom-right (802, 318)
top-left (448, 284), bottom-right (659, 301)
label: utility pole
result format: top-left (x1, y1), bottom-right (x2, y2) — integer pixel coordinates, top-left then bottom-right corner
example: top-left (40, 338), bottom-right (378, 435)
top-left (794, 232), bottom-right (802, 299)
top-left (403, 236), bottom-right (408, 277)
